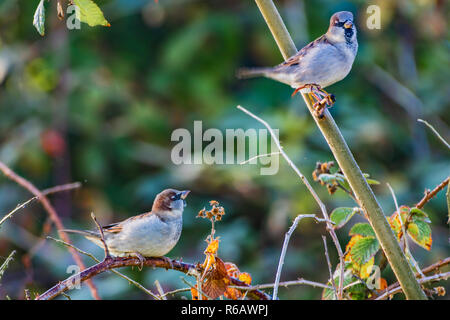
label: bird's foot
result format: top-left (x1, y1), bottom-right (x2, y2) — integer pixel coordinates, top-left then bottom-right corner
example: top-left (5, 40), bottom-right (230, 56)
top-left (131, 252), bottom-right (146, 271)
top-left (291, 86), bottom-right (304, 97)
top-left (292, 84), bottom-right (320, 97)
top-left (311, 86), bottom-right (335, 105)
top-left (292, 84), bottom-right (335, 118)
top-left (309, 86), bottom-right (335, 119)
top-left (312, 97), bottom-right (333, 119)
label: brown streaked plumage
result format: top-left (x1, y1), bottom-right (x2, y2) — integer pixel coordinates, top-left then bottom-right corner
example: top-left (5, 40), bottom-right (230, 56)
top-left (237, 11), bottom-right (358, 90)
top-left (62, 188), bottom-right (190, 259)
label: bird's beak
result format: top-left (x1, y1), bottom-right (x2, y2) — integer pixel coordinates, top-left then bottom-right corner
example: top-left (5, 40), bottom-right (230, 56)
top-left (179, 190), bottom-right (190, 200)
top-left (344, 21), bottom-right (353, 29)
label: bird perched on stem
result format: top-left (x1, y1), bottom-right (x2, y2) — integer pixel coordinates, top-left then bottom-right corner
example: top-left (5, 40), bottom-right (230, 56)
top-left (238, 11), bottom-right (358, 117)
top-left (63, 189), bottom-right (190, 267)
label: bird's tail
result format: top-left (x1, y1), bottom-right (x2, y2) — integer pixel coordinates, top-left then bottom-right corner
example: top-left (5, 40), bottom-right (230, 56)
top-left (61, 229), bottom-right (104, 248)
top-left (236, 67), bottom-right (273, 79)
top-left (61, 229), bottom-right (100, 240)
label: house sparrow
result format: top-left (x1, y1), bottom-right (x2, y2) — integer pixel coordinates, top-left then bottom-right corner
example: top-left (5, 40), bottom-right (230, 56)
top-left (63, 189), bottom-right (190, 264)
top-left (238, 11), bottom-right (358, 116)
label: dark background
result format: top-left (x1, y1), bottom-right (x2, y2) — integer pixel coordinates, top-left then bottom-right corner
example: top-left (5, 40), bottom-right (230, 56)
top-left (0, 0), bottom-right (448, 299)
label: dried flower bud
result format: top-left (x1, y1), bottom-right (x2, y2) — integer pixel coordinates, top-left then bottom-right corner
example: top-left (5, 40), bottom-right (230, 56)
top-left (197, 208), bottom-right (206, 218)
top-left (210, 200), bottom-right (219, 207)
top-left (435, 286), bottom-right (445, 296)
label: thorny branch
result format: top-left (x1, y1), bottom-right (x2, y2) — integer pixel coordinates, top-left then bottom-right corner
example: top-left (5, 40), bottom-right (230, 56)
top-left (230, 278), bottom-right (333, 291)
top-left (416, 176), bottom-right (449, 210)
top-left (90, 212), bottom-right (110, 258)
top-left (253, 0), bottom-right (426, 300)
top-left (47, 236), bottom-right (161, 300)
top-left (372, 257), bottom-right (450, 300)
top-left (273, 214), bottom-right (329, 299)
top-left (417, 119), bottom-right (450, 150)
top-left (375, 272), bottom-right (450, 300)
top-left (0, 160), bottom-right (100, 300)
top-left (36, 256), bottom-right (271, 300)
top-left (237, 105), bottom-right (345, 299)
top-left (0, 182), bottom-right (81, 227)
top-left (322, 236), bottom-right (338, 298)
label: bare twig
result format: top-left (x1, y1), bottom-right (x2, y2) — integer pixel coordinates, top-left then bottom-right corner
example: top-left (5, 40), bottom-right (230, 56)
top-left (41, 182), bottom-right (82, 196)
top-left (0, 161), bottom-right (100, 300)
top-left (0, 198), bottom-right (37, 227)
top-left (447, 183), bottom-right (450, 224)
top-left (335, 182), bottom-right (358, 203)
top-left (273, 214), bottom-right (324, 299)
top-left (240, 152), bottom-right (282, 165)
top-left (36, 256), bottom-right (271, 300)
top-left (417, 119), bottom-right (450, 150)
top-left (0, 182), bottom-right (81, 227)
top-left (231, 278), bottom-right (332, 291)
top-left (371, 257), bottom-right (450, 300)
top-left (0, 250), bottom-right (16, 281)
top-left (46, 236), bottom-right (161, 300)
top-left (158, 287), bottom-right (191, 299)
top-left (237, 105), bottom-right (345, 299)
top-left (416, 176), bottom-right (449, 209)
top-left (386, 183), bottom-right (407, 249)
top-left (387, 183), bottom-right (425, 278)
top-left (196, 274), bottom-right (203, 300)
top-left (322, 236), bottom-right (338, 298)
top-left (375, 271), bottom-right (450, 300)
top-left (419, 257), bottom-right (450, 275)
top-left (154, 280), bottom-right (167, 300)
top-left (90, 212), bottom-right (110, 258)
top-left (181, 277), bottom-right (213, 300)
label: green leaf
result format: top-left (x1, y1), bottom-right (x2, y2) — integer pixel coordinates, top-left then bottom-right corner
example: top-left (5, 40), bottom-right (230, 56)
top-left (73, 0), bottom-right (110, 27)
top-left (366, 178), bottom-right (380, 185)
top-left (33, 0), bottom-right (46, 36)
top-left (362, 173), bottom-right (380, 185)
top-left (410, 207), bottom-right (431, 223)
top-left (349, 236), bottom-right (380, 265)
top-left (348, 282), bottom-right (367, 300)
top-left (322, 268), bottom-right (355, 300)
top-left (407, 217), bottom-right (432, 250)
top-left (330, 207), bottom-right (357, 229)
top-left (349, 223), bottom-right (376, 237)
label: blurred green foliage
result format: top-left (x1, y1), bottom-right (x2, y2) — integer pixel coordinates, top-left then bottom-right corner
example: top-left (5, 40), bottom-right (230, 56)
top-left (0, 0), bottom-right (448, 299)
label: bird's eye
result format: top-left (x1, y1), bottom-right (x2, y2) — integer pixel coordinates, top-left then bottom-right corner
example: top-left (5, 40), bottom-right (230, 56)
top-left (170, 194), bottom-right (181, 201)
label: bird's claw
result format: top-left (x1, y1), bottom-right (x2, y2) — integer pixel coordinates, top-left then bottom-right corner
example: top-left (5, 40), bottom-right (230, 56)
top-left (308, 85), bottom-right (335, 119)
top-left (132, 252), bottom-right (145, 271)
top-left (292, 84), bottom-right (335, 118)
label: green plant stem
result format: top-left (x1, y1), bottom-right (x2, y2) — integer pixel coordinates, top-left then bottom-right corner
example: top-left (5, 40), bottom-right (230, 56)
top-left (253, 0), bottom-right (426, 300)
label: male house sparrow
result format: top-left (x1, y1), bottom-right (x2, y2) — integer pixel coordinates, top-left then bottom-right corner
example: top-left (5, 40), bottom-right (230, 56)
top-left (238, 11), bottom-right (358, 116)
top-left (63, 189), bottom-right (190, 263)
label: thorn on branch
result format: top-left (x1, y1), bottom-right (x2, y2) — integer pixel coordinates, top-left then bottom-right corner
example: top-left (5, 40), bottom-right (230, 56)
top-left (90, 212), bottom-right (110, 259)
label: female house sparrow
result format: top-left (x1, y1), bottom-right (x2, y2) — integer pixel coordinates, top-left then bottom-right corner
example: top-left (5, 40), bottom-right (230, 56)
top-left (63, 189), bottom-right (190, 261)
top-left (238, 11), bottom-right (358, 116)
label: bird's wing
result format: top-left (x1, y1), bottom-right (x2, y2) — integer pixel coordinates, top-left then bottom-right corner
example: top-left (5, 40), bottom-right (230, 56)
top-left (102, 222), bottom-right (122, 234)
top-left (277, 34), bottom-right (329, 68)
top-left (102, 212), bottom-right (151, 234)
